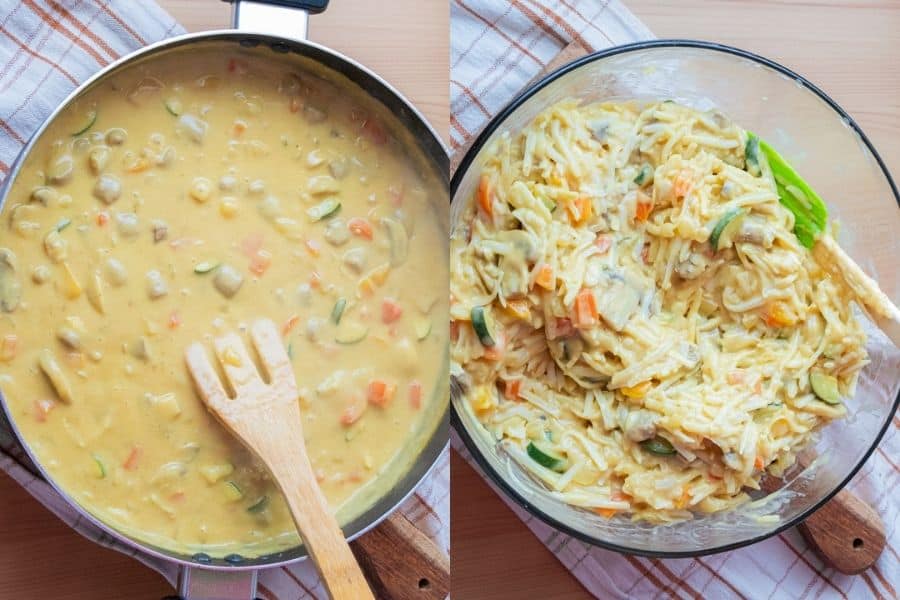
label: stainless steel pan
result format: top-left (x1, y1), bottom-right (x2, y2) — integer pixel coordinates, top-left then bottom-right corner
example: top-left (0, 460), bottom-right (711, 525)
top-left (0, 1), bottom-right (449, 598)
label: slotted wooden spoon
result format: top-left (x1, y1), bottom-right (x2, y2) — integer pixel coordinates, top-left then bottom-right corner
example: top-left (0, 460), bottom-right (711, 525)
top-left (185, 318), bottom-right (374, 600)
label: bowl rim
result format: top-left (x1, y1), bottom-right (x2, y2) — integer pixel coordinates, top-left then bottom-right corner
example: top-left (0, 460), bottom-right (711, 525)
top-left (450, 38), bottom-right (900, 558)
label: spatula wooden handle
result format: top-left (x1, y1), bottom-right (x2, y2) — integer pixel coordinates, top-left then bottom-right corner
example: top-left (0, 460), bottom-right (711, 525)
top-left (798, 487), bottom-right (886, 575)
top-left (260, 411), bottom-right (374, 600)
top-left (351, 512), bottom-right (450, 600)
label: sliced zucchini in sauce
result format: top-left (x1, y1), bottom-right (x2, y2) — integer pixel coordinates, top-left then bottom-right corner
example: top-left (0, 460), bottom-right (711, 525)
top-left (640, 436), bottom-right (677, 456)
top-left (92, 454), bottom-right (107, 479)
top-left (306, 199), bottom-right (341, 221)
top-left (415, 318), bottom-right (432, 341)
top-left (471, 306), bottom-right (497, 347)
top-left (810, 371), bottom-right (841, 405)
top-left (710, 208), bottom-right (746, 251)
top-left (744, 133), bottom-right (761, 177)
top-left (246, 495), bottom-right (270, 514)
top-left (331, 297), bottom-right (347, 324)
top-left (71, 110), bottom-right (97, 137)
top-left (223, 481), bottom-right (244, 501)
top-left (194, 261), bottom-right (219, 274)
top-left (634, 164), bottom-right (653, 186)
top-left (335, 320), bottom-right (368, 345)
top-left (526, 440), bottom-right (566, 472)
top-left (164, 98), bottom-right (183, 117)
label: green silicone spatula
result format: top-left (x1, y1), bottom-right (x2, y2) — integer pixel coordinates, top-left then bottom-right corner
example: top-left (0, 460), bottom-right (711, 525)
top-left (747, 133), bottom-right (900, 347)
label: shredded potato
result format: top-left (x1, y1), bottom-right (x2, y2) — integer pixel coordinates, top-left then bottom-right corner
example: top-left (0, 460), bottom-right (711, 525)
top-left (451, 100), bottom-right (868, 523)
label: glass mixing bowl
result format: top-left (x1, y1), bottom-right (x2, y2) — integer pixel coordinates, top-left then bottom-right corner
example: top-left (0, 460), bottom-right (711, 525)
top-left (450, 40), bottom-right (900, 557)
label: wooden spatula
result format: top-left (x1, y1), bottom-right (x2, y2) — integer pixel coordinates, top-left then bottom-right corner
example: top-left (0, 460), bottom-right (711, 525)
top-left (185, 318), bottom-right (374, 600)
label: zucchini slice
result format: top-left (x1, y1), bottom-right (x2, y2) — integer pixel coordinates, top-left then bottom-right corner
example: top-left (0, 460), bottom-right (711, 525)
top-left (164, 98), bottom-right (183, 117)
top-left (92, 454), bottom-right (106, 479)
top-left (306, 199), bottom-right (341, 221)
top-left (223, 481), bottom-right (244, 501)
top-left (745, 133), bottom-right (761, 177)
top-left (415, 318), bottom-right (432, 341)
top-left (72, 110), bottom-right (97, 137)
top-left (810, 371), bottom-right (842, 405)
top-left (194, 261), bottom-right (220, 274)
top-left (634, 164), bottom-right (653, 186)
top-left (246, 495), bottom-right (270, 514)
top-left (640, 436), bottom-right (676, 456)
top-left (471, 306), bottom-right (497, 347)
top-left (331, 297), bottom-right (347, 324)
top-left (335, 320), bottom-right (368, 345)
top-left (710, 208), bottom-right (745, 251)
top-left (526, 441), bottom-right (566, 472)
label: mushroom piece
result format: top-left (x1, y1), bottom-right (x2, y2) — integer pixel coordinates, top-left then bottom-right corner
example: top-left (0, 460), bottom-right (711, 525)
top-left (151, 219), bottom-right (169, 243)
top-left (93, 175), bottom-right (122, 204)
top-left (623, 410), bottom-right (659, 442)
top-left (9, 204), bottom-right (42, 238)
top-left (88, 145), bottom-right (110, 174)
top-left (43, 229), bottom-right (68, 263)
top-left (324, 218), bottom-right (350, 246)
top-left (30, 186), bottom-right (58, 206)
top-left (0, 249), bottom-right (21, 312)
top-left (213, 264), bottom-right (243, 298)
top-left (675, 252), bottom-right (710, 280)
top-left (105, 128), bottom-right (127, 146)
top-left (176, 114), bottom-right (208, 144)
top-left (494, 229), bottom-right (537, 299)
top-left (115, 212), bottom-right (141, 238)
top-left (47, 154), bottom-right (74, 185)
top-left (328, 158), bottom-right (349, 179)
top-left (342, 247), bottom-right (367, 273)
top-left (594, 271), bottom-right (643, 331)
top-left (146, 269), bottom-right (168, 299)
top-left (56, 326), bottom-right (82, 350)
top-left (104, 257), bottom-right (128, 286)
top-left (734, 215), bottom-right (775, 248)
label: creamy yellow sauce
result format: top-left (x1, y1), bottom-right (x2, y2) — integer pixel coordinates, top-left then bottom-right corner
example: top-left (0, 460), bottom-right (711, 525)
top-left (0, 49), bottom-right (447, 556)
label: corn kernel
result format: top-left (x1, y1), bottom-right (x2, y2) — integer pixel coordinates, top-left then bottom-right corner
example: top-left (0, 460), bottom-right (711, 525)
top-left (470, 386), bottom-right (496, 412)
top-left (621, 381), bottom-right (651, 399)
top-left (219, 197), bottom-right (238, 218)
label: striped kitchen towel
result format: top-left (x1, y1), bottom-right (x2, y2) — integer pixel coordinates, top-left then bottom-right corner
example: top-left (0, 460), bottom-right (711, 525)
top-left (0, 2), bottom-right (448, 599)
top-left (450, 1), bottom-right (899, 599)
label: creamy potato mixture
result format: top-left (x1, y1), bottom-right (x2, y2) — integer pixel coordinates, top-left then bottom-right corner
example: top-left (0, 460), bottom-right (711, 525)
top-left (0, 50), bottom-right (447, 555)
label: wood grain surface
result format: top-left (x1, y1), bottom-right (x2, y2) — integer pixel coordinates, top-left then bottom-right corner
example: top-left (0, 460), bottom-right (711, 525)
top-left (450, 1), bottom-right (900, 599)
top-left (0, 1), bottom-right (447, 598)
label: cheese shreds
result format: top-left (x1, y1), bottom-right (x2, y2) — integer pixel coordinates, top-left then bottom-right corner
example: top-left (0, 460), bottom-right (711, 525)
top-left (450, 100), bottom-right (868, 523)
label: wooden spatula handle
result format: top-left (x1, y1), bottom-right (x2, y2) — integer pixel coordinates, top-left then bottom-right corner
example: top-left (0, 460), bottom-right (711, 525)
top-left (351, 512), bottom-right (450, 600)
top-left (262, 417), bottom-right (374, 600)
top-left (798, 487), bottom-right (886, 574)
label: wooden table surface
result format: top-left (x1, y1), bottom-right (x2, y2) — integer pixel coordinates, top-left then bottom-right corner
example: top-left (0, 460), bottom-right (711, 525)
top-left (451, 1), bottom-right (900, 599)
top-left (0, 1), bottom-right (447, 598)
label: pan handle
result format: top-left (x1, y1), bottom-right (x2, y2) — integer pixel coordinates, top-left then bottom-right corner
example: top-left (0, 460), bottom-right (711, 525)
top-left (174, 566), bottom-right (260, 600)
top-left (222, 0), bottom-right (330, 41)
